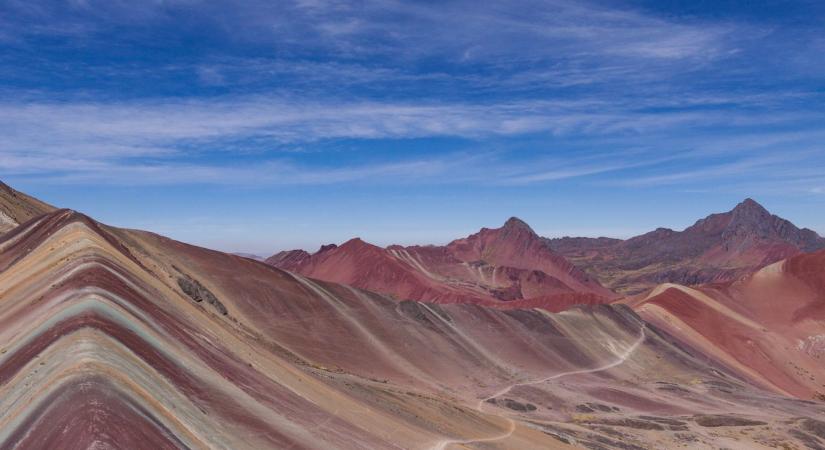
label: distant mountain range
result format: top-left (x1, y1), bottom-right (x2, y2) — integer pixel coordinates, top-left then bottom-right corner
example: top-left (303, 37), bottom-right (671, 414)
top-left (549, 198), bottom-right (825, 294)
top-left (270, 198), bottom-right (825, 299)
top-left (268, 216), bottom-right (615, 310)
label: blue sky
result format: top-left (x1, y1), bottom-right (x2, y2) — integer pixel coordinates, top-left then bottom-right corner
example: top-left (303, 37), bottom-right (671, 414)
top-left (2, 0), bottom-right (824, 254)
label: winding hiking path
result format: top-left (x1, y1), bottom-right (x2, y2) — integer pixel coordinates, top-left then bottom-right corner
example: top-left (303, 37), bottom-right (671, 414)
top-left (478, 325), bottom-right (647, 409)
top-left (429, 325), bottom-right (646, 450)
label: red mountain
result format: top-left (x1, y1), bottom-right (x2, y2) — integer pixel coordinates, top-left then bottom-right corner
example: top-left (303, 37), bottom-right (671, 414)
top-left (624, 247), bottom-right (825, 400)
top-left (267, 217), bottom-right (616, 307)
top-left (549, 198), bottom-right (825, 294)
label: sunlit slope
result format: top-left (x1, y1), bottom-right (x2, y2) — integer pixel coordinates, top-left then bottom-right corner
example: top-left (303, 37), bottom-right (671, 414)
top-left (626, 249), bottom-right (825, 400)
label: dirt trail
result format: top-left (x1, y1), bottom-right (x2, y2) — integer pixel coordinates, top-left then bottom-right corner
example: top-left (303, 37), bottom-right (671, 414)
top-left (429, 326), bottom-right (646, 450)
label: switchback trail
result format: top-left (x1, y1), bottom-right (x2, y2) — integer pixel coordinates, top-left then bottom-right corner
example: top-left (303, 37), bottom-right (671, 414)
top-left (429, 325), bottom-right (646, 450)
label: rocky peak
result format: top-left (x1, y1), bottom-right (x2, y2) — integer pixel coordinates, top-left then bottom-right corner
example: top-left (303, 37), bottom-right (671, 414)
top-left (338, 237), bottom-right (385, 254)
top-left (503, 216), bottom-right (531, 229)
top-left (499, 216), bottom-right (538, 238)
top-left (730, 198), bottom-right (770, 219)
top-left (717, 199), bottom-right (825, 252)
top-left (734, 197), bottom-right (764, 210)
top-left (341, 237), bottom-right (367, 247)
top-left (725, 199), bottom-right (775, 236)
top-left (687, 199), bottom-right (777, 239)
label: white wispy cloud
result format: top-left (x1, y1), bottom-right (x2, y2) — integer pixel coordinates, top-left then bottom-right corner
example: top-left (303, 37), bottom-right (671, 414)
top-left (1, 92), bottom-right (823, 188)
top-left (614, 151), bottom-right (825, 188)
top-left (1, 93), bottom-right (808, 156)
top-left (19, 158), bottom-right (452, 186)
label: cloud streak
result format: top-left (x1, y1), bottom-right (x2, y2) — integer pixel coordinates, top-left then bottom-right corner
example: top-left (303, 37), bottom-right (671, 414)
top-left (2, 91), bottom-right (816, 152)
top-left (1, 91), bottom-right (823, 191)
